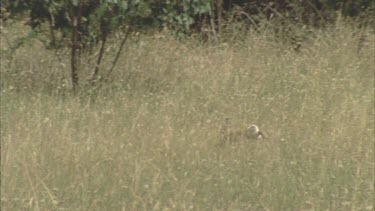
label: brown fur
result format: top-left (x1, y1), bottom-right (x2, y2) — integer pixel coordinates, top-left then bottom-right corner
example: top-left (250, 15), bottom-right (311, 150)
top-left (218, 122), bottom-right (265, 146)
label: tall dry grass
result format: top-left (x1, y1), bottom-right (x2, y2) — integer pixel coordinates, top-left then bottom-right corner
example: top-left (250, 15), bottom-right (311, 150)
top-left (1, 20), bottom-right (374, 210)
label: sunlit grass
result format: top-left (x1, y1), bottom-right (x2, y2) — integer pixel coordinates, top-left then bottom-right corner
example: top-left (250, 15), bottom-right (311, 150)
top-left (1, 21), bottom-right (374, 210)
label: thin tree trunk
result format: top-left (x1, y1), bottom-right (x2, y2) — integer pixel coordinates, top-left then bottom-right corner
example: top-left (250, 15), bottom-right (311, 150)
top-left (71, 22), bottom-right (79, 92)
top-left (215, 0), bottom-right (222, 34)
top-left (210, 0), bottom-right (217, 37)
top-left (48, 8), bottom-right (56, 48)
top-left (91, 33), bottom-right (107, 84)
top-left (69, 0), bottom-right (83, 93)
top-left (104, 23), bottom-right (132, 81)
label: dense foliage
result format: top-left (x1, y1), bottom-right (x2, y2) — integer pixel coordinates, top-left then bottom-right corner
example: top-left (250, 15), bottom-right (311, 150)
top-left (1, 0), bottom-right (373, 90)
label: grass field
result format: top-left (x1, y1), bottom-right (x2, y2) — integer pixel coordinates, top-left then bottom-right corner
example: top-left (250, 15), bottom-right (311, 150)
top-left (1, 20), bottom-right (374, 210)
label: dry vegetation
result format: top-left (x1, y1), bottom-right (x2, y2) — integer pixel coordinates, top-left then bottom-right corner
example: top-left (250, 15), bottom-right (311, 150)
top-left (1, 20), bottom-right (374, 210)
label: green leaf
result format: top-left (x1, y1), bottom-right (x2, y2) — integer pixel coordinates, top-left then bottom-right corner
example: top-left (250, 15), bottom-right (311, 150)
top-left (72, 0), bottom-right (79, 6)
